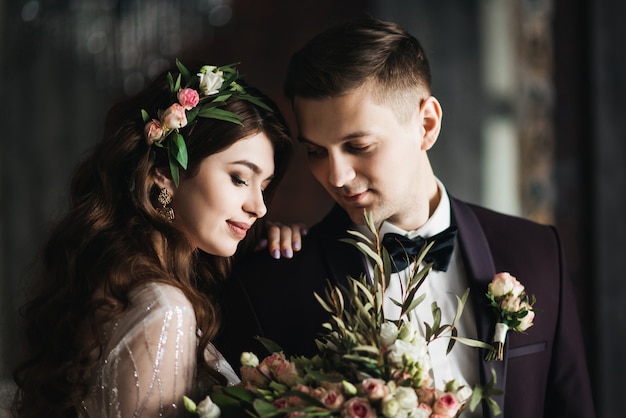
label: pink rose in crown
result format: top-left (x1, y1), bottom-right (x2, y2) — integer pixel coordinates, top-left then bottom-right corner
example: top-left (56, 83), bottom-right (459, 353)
top-left (161, 103), bottom-right (188, 130)
top-left (144, 120), bottom-right (163, 144)
top-left (433, 392), bottom-right (461, 417)
top-left (177, 88), bottom-right (200, 110)
top-left (343, 397), bottom-right (376, 418)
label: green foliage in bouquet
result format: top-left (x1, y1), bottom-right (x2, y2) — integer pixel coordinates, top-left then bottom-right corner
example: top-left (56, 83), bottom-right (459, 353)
top-left (189, 212), bottom-right (502, 417)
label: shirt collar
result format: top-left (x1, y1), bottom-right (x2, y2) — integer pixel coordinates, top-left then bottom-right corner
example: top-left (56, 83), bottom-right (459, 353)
top-left (356, 178), bottom-right (451, 240)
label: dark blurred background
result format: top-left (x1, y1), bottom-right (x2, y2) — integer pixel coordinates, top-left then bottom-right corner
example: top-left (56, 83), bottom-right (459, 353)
top-left (1, 0), bottom-right (624, 416)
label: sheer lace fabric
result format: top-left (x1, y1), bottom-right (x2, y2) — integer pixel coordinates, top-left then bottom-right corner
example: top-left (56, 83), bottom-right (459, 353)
top-left (80, 283), bottom-right (239, 418)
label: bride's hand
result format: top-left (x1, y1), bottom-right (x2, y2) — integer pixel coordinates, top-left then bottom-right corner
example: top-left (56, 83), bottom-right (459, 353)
top-left (257, 221), bottom-right (308, 259)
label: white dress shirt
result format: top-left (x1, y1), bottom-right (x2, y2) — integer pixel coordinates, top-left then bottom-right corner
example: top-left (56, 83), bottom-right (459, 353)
top-left (356, 181), bottom-right (482, 416)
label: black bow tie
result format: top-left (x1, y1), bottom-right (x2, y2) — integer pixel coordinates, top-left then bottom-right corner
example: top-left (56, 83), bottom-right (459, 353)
top-left (381, 226), bottom-right (458, 273)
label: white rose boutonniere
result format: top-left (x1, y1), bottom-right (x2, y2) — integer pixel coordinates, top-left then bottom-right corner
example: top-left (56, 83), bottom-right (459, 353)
top-left (485, 272), bottom-right (536, 361)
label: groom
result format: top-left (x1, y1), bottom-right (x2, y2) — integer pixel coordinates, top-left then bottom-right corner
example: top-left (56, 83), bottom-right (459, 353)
top-left (217, 17), bottom-right (595, 417)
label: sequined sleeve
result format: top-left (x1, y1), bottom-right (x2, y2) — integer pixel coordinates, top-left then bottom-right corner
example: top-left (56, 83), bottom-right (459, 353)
top-left (81, 283), bottom-right (198, 418)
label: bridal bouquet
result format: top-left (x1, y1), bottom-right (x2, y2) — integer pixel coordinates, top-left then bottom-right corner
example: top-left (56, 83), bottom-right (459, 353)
top-left (186, 213), bottom-right (501, 417)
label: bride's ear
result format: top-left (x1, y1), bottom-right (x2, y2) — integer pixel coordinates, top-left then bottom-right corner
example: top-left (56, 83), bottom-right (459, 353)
top-left (153, 168), bottom-right (176, 192)
top-left (419, 96), bottom-right (442, 151)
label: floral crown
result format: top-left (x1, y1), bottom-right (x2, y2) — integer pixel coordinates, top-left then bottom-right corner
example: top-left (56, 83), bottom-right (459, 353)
top-left (141, 60), bottom-right (272, 186)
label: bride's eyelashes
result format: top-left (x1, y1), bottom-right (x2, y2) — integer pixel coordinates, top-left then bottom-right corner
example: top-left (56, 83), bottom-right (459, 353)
top-left (231, 174), bottom-right (250, 187)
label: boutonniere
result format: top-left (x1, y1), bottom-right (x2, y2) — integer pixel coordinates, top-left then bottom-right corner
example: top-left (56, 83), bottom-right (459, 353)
top-left (485, 272), bottom-right (536, 361)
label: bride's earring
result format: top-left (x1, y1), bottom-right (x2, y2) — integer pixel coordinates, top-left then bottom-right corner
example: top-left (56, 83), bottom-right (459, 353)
top-left (157, 187), bottom-right (175, 221)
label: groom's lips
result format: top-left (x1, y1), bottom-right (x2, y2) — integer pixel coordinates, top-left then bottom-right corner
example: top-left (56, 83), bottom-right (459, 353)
top-left (341, 190), bottom-right (368, 204)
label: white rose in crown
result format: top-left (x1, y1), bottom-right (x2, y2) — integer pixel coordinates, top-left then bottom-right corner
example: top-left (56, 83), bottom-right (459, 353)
top-left (198, 66), bottom-right (225, 96)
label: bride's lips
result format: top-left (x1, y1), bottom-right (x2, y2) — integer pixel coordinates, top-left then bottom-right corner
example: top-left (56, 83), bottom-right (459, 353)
top-left (227, 221), bottom-right (251, 239)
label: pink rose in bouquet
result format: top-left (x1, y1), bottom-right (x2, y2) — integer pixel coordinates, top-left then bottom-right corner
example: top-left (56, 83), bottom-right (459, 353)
top-left (359, 378), bottom-right (388, 401)
top-left (260, 351), bottom-right (300, 386)
top-left (343, 397), bottom-right (376, 418)
top-left (433, 392), bottom-right (462, 417)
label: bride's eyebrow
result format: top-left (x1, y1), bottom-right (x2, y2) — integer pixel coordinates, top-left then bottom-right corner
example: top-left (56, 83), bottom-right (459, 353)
top-left (230, 160), bottom-right (274, 181)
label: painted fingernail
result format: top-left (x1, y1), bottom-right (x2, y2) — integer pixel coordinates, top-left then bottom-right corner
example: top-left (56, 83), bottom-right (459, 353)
top-left (258, 238), bottom-right (268, 248)
top-left (272, 249), bottom-right (280, 259)
top-left (283, 249), bottom-right (293, 258)
top-left (293, 242), bottom-right (301, 251)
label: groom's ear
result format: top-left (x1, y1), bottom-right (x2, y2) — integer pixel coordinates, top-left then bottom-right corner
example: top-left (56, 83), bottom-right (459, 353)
top-left (419, 95), bottom-right (442, 151)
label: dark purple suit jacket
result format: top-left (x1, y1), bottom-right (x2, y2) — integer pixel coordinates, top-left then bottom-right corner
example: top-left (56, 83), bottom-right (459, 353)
top-left (216, 198), bottom-right (596, 417)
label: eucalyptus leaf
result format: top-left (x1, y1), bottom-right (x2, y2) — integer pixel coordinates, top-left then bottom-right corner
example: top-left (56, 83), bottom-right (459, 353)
top-left (446, 328), bottom-right (458, 354)
top-left (451, 336), bottom-right (495, 350)
top-left (344, 230), bottom-right (374, 246)
top-left (254, 336), bottom-right (284, 354)
top-left (314, 292), bottom-right (334, 313)
top-left (352, 345), bottom-right (380, 355)
top-left (404, 292), bottom-right (426, 314)
top-left (354, 241), bottom-right (383, 267)
top-left (388, 296), bottom-right (403, 308)
top-left (431, 302), bottom-right (442, 332)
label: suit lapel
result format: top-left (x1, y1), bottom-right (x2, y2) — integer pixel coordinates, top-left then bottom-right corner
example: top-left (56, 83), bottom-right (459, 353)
top-left (316, 205), bottom-right (369, 288)
top-left (450, 197), bottom-right (506, 418)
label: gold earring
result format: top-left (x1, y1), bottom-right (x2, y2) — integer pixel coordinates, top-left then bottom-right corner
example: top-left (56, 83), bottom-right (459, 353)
top-left (157, 187), bottom-right (175, 221)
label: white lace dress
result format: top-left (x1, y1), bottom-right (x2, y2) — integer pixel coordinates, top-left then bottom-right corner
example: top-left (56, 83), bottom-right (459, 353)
top-left (80, 283), bottom-right (239, 418)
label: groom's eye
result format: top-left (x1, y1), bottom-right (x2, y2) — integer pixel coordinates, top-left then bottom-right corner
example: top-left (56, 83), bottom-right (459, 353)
top-left (346, 142), bottom-right (372, 154)
top-left (305, 146), bottom-right (326, 158)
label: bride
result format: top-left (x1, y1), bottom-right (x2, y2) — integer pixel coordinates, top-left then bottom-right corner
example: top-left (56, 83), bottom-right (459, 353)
top-left (12, 61), bottom-right (294, 417)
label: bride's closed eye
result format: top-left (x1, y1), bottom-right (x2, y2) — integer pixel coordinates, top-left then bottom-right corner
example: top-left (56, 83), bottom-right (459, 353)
top-left (231, 174), bottom-right (249, 187)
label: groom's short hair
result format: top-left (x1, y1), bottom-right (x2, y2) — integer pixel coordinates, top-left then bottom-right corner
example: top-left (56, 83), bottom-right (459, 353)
top-left (284, 17), bottom-right (433, 122)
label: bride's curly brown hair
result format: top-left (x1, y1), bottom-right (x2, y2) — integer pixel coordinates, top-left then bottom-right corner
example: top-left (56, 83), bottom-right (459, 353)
top-left (12, 64), bottom-right (292, 418)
